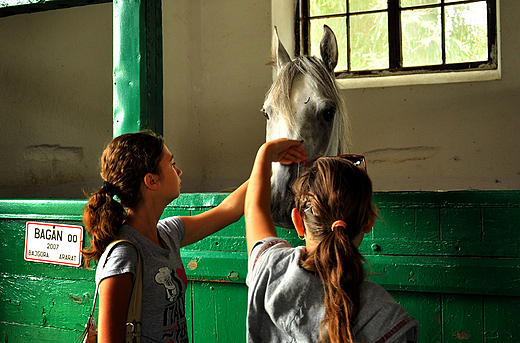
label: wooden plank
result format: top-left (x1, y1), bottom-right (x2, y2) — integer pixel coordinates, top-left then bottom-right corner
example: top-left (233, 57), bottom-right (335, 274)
top-left (483, 207), bottom-right (520, 242)
top-left (389, 291), bottom-right (441, 343)
top-left (191, 281), bottom-right (248, 343)
top-left (0, 275), bottom-right (93, 331)
top-left (180, 250), bottom-right (520, 296)
top-left (185, 281), bottom-right (194, 343)
top-left (366, 255), bottom-right (520, 296)
top-left (186, 234), bottom-right (520, 258)
top-left (484, 296), bottom-right (520, 342)
top-left (441, 207), bottom-right (482, 241)
top-left (442, 294), bottom-right (483, 343)
top-left (0, 199), bottom-right (85, 221)
top-left (372, 190), bottom-right (520, 208)
top-left (415, 208), bottom-right (441, 240)
top-left (181, 251), bottom-right (248, 284)
top-left (358, 238), bottom-right (520, 258)
top-left (0, 322), bottom-right (81, 342)
top-left (372, 207), bottom-right (416, 239)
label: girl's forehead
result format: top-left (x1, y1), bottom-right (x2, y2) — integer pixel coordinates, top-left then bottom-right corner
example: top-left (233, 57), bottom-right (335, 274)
top-left (163, 145), bottom-right (173, 159)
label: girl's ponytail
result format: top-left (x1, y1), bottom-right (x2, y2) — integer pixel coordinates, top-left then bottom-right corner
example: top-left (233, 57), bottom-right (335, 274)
top-left (81, 186), bottom-right (125, 268)
top-left (294, 157), bottom-right (376, 343)
top-left (300, 226), bottom-right (365, 343)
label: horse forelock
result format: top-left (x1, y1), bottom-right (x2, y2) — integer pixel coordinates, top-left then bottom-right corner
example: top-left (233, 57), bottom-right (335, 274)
top-left (266, 56), bottom-right (350, 153)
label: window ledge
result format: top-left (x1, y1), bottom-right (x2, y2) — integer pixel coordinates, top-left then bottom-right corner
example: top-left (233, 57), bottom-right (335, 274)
top-left (336, 68), bottom-right (501, 89)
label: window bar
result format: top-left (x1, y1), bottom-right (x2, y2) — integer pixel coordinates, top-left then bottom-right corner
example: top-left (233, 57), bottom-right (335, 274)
top-left (487, 0), bottom-right (497, 63)
top-left (300, 0), bottom-right (310, 56)
top-left (441, 0), bottom-right (446, 65)
top-left (388, 0), bottom-right (402, 70)
top-left (346, 0), bottom-right (351, 72)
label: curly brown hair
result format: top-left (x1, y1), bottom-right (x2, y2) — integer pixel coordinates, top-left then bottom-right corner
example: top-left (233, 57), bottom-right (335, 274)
top-left (81, 130), bottom-right (164, 268)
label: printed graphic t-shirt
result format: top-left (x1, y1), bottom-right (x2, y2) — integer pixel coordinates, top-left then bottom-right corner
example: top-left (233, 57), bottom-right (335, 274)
top-left (97, 216), bottom-right (189, 343)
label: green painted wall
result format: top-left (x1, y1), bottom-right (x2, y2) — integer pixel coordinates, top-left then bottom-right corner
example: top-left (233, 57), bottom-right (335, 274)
top-left (1, 191), bottom-right (519, 342)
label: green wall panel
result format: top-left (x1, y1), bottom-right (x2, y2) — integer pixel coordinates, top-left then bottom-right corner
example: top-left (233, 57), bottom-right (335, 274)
top-left (390, 291), bottom-right (441, 343)
top-left (443, 294), bottom-right (483, 343)
top-left (372, 208), bottom-right (416, 239)
top-left (1, 191), bottom-right (519, 342)
top-left (0, 275), bottom-right (92, 330)
top-left (441, 208), bottom-right (482, 241)
top-left (484, 296), bottom-right (520, 342)
top-left (482, 207), bottom-right (520, 242)
top-left (415, 208), bottom-right (441, 240)
top-left (191, 282), bottom-right (247, 343)
top-left (0, 322), bottom-right (80, 342)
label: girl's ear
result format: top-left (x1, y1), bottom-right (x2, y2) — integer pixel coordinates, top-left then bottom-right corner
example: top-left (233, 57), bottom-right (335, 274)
top-left (363, 205), bottom-right (378, 233)
top-left (144, 173), bottom-right (159, 190)
top-left (291, 208), bottom-right (306, 236)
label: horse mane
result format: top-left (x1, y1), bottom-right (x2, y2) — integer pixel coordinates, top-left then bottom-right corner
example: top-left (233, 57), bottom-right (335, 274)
top-left (266, 55), bottom-right (351, 155)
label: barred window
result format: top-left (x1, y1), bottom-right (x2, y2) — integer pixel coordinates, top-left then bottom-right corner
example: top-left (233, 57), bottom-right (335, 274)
top-left (297, 0), bottom-right (498, 78)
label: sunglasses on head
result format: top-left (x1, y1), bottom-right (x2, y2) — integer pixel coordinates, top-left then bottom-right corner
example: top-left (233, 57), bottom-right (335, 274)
top-left (297, 154), bottom-right (366, 177)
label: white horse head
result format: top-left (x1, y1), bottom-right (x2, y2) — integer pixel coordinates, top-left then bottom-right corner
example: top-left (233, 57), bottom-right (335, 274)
top-left (264, 25), bottom-right (350, 229)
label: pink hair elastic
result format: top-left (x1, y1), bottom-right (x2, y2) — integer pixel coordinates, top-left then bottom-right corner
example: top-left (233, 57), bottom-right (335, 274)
top-left (331, 220), bottom-right (347, 232)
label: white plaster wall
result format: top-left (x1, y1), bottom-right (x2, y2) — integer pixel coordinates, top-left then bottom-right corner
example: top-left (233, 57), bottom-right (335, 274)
top-left (162, 0), bottom-right (271, 192)
top-left (0, 0), bottom-right (518, 198)
top-left (0, 3), bottom-right (113, 198)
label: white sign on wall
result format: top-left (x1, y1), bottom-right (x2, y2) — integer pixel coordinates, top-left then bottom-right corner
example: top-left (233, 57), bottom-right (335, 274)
top-left (24, 222), bottom-right (84, 267)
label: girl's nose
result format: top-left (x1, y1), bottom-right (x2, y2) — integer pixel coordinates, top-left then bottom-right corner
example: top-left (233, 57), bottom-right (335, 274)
top-left (175, 166), bottom-right (182, 176)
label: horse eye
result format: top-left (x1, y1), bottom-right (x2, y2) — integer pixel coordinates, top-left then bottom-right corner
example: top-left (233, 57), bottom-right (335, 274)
top-left (262, 109), bottom-right (270, 120)
top-left (323, 106), bottom-right (336, 122)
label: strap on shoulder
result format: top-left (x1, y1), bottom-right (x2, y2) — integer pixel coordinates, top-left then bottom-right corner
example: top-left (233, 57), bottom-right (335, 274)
top-left (87, 240), bottom-right (142, 328)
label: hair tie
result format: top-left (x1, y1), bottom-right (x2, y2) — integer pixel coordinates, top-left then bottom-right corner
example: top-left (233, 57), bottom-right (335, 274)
top-left (331, 220), bottom-right (346, 232)
top-left (102, 180), bottom-right (120, 197)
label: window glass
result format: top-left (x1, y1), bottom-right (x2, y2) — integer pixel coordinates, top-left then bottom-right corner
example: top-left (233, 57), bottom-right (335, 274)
top-left (309, 0), bottom-right (345, 16)
top-left (445, 2), bottom-right (488, 63)
top-left (349, 0), bottom-right (387, 13)
top-left (402, 7), bottom-right (442, 67)
top-left (350, 13), bottom-right (389, 70)
top-left (401, 0), bottom-right (440, 8)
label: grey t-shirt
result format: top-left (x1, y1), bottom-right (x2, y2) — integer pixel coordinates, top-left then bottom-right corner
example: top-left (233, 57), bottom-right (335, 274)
top-left (96, 216), bottom-right (189, 343)
top-left (246, 237), bottom-right (418, 343)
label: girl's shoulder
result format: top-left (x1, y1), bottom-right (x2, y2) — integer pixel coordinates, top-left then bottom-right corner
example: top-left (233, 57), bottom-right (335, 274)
top-left (249, 237), bottom-right (295, 267)
top-left (157, 216), bottom-right (185, 235)
top-left (96, 240), bottom-right (139, 284)
top-left (157, 216), bottom-right (185, 246)
top-left (247, 237), bottom-right (307, 286)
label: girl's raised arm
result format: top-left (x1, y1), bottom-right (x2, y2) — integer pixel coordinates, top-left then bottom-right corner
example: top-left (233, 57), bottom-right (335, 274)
top-left (245, 139), bottom-right (306, 253)
top-left (181, 180), bottom-right (249, 247)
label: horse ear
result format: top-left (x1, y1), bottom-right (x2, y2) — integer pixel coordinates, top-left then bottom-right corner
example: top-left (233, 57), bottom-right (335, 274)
top-left (273, 26), bottom-right (291, 72)
top-left (320, 25), bottom-right (338, 74)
